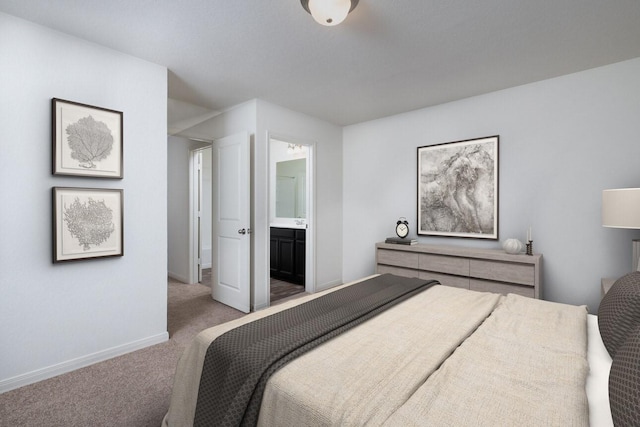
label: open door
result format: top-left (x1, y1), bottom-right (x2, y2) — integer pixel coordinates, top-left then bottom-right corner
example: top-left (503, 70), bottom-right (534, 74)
top-left (211, 132), bottom-right (251, 313)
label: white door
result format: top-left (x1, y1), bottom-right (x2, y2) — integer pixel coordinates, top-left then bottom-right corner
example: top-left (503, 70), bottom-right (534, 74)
top-left (211, 132), bottom-right (251, 313)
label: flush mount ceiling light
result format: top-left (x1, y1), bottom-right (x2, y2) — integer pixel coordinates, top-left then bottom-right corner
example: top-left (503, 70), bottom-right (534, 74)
top-left (300, 0), bottom-right (359, 26)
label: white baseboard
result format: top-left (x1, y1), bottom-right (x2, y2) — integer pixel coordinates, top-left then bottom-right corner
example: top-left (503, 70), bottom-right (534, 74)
top-left (315, 279), bottom-right (342, 292)
top-left (202, 247), bottom-right (212, 269)
top-left (254, 301), bottom-right (268, 311)
top-left (168, 270), bottom-right (190, 283)
top-left (0, 332), bottom-right (169, 394)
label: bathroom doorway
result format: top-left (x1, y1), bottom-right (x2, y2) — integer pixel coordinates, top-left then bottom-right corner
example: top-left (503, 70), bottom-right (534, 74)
top-left (268, 135), bottom-right (314, 304)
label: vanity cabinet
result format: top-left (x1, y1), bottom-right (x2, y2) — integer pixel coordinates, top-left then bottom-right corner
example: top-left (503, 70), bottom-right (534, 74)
top-left (376, 243), bottom-right (542, 299)
top-left (270, 228), bottom-right (305, 285)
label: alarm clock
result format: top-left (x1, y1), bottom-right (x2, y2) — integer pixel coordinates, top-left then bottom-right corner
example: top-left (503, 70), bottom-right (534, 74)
top-left (396, 217), bottom-right (409, 238)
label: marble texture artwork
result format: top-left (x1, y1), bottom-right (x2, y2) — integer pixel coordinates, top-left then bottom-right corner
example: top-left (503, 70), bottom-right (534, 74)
top-left (418, 137), bottom-right (498, 238)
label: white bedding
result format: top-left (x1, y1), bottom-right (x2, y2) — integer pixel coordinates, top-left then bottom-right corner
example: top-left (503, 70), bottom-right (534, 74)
top-left (258, 285), bottom-right (504, 426)
top-left (256, 289), bottom-right (590, 426)
top-left (586, 314), bottom-right (613, 427)
top-left (163, 276), bottom-right (602, 426)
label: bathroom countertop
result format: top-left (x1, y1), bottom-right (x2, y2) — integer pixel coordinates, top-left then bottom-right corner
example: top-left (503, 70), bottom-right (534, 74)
top-left (270, 222), bottom-right (306, 230)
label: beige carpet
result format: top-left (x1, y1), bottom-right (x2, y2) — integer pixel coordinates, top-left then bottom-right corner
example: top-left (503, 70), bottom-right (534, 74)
top-left (0, 278), bottom-right (247, 427)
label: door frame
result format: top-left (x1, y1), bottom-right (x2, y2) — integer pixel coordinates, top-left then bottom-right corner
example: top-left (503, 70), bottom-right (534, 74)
top-left (188, 142), bottom-right (212, 285)
top-left (266, 131), bottom-right (316, 306)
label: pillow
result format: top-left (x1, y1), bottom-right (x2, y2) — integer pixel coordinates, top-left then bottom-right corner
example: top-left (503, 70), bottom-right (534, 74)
top-left (609, 328), bottom-right (640, 426)
top-left (598, 271), bottom-right (640, 358)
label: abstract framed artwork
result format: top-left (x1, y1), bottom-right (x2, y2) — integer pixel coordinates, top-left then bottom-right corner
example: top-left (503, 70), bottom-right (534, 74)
top-left (53, 187), bottom-right (124, 263)
top-left (52, 98), bottom-right (123, 178)
top-left (417, 135), bottom-right (499, 239)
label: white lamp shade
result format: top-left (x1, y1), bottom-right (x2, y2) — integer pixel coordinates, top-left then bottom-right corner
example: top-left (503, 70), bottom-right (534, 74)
top-left (602, 188), bottom-right (640, 228)
top-left (308, 0), bottom-right (351, 26)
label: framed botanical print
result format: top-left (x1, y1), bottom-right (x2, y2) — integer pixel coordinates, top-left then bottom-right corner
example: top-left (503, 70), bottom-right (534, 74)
top-left (417, 136), bottom-right (499, 239)
top-left (53, 187), bottom-right (124, 263)
top-left (52, 98), bottom-right (123, 178)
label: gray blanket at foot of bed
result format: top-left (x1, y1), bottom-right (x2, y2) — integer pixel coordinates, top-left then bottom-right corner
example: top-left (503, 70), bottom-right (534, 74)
top-left (193, 273), bottom-right (437, 427)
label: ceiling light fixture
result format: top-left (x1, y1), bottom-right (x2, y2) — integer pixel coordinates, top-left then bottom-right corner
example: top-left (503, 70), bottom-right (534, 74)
top-left (300, 0), bottom-right (359, 26)
top-left (287, 143), bottom-right (304, 154)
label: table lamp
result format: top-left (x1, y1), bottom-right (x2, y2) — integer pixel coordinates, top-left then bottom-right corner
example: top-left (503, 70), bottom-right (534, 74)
top-left (602, 188), bottom-right (640, 271)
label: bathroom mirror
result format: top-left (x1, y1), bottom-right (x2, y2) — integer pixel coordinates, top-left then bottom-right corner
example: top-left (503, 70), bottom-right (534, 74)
top-left (275, 158), bottom-right (306, 218)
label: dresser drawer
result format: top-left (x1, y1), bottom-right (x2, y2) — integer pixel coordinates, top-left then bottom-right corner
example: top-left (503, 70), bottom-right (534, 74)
top-left (469, 279), bottom-right (534, 298)
top-left (377, 264), bottom-right (419, 279)
top-left (469, 260), bottom-right (534, 286)
top-left (419, 254), bottom-right (469, 276)
top-left (377, 249), bottom-right (419, 269)
top-left (419, 271), bottom-right (469, 289)
top-left (376, 243), bottom-right (541, 299)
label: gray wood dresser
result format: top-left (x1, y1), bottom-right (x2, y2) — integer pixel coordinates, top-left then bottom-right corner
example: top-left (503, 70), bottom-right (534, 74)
top-left (376, 242), bottom-right (542, 299)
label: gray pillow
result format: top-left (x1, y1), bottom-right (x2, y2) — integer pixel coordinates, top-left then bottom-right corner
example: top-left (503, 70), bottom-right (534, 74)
top-left (598, 271), bottom-right (640, 358)
top-left (609, 328), bottom-right (640, 426)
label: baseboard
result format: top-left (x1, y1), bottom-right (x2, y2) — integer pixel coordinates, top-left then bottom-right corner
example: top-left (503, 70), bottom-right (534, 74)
top-left (202, 247), bottom-right (212, 269)
top-left (0, 332), bottom-right (169, 394)
top-left (254, 301), bottom-right (268, 311)
top-left (315, 279), bottom-right (342, 292)
top-left (168, 271), bottom-right (189, 283)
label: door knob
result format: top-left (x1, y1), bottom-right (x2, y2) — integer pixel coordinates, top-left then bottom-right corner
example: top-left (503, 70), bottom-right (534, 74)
top-left (238, 228), bottom-right (246, 235)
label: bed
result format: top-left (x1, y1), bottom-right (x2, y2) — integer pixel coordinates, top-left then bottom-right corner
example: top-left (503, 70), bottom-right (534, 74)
top-left (163, 272), bottom-right (640, 426)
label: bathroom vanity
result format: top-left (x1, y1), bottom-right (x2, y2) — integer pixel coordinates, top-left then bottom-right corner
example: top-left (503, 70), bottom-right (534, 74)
top-left (270, 225), bottom-right (306, 285)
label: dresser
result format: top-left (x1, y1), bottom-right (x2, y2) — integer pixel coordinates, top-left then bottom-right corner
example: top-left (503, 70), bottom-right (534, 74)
top-left (376, 243), bottom-right (542, 299)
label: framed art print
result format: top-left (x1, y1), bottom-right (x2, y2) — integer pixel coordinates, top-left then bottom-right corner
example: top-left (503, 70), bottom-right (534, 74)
top-left (52, 98), bottom-right (123, 178)
top-left (417, 136), bottom-right (499, 239)
top-left (53, 187), bottom-right (124, 263)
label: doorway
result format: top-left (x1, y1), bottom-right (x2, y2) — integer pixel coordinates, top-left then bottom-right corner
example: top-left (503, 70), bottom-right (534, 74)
top-left (268, 135), bottom-right (314, 304)
top-left (189, 133), bottom-right (251, 313)
top-left (189, 145), bottom-right (212, 286)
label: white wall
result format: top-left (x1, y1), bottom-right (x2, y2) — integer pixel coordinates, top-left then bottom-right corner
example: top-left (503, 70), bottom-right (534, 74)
top-left (179, 99), bottom-right (343, 309)
top-left (178, 100), bottom-right (260, 303)
top-left (167, 136), bottom-right (210, 282)
top-left (256, 100), bottom-right (343, 304)
top-left (0, 13), bottom-right (168, 391)
top-left (343, 57), bottom-right (640, 313)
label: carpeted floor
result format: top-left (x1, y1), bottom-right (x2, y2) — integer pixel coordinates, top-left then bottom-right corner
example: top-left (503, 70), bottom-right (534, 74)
top-left (0, 278), bottom-right (247, 427)
top-left (0, 275), bottom-right (311, 427)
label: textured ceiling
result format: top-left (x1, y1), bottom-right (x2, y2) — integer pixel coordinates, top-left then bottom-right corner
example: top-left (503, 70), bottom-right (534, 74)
top-left (2, 0), bottom-right (640, 126)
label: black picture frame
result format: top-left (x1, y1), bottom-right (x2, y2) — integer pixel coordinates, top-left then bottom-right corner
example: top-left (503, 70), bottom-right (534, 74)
top-left (52, 98), bottom-right (123, 178)
top-left (53, 187), bottom-right (124, 263)
top-left (417, 136), bottom-right (499, 239)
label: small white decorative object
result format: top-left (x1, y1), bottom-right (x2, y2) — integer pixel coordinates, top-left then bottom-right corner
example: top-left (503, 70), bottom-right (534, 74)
top-left (502, 238), bottom-right (524, 254)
